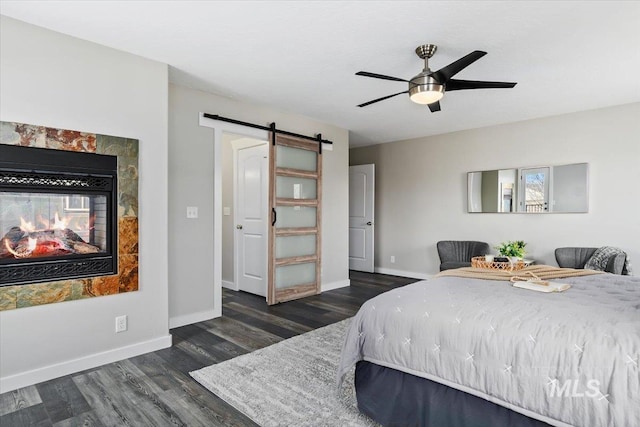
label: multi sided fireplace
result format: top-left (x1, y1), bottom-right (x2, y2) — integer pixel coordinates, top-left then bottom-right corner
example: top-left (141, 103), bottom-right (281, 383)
top-left (0, 145), bottom-right (118, 286)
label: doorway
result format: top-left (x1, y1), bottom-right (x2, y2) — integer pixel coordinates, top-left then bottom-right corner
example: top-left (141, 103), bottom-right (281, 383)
top-left (200, 114), bottom-right (326, 312)
top-left (222, 133), bottom-right (269, 297)
top-left (199, 116), bottom-right (270, 317)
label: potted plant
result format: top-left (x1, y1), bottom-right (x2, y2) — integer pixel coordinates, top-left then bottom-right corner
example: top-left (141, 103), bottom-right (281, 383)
top-left (496, 240), bottom-right (527, 261)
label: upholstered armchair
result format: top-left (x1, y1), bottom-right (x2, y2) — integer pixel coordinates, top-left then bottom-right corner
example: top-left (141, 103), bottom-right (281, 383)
top-left (437, 241), bottom-right (491, 271)
top-left (555, 247), bottom-right (627, 275)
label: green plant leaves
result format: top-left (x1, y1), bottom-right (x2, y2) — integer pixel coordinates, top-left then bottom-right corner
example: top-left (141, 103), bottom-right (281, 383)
top-left (495, 240), bottom-right (527, 258)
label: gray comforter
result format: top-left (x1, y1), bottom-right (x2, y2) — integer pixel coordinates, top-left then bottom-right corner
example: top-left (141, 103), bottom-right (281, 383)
top-left (338, 274), bottom-right (640, 427)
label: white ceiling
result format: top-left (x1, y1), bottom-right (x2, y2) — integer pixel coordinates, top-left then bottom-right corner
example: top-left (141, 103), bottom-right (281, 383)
top-left (1, 1), bottom-right (639, 147)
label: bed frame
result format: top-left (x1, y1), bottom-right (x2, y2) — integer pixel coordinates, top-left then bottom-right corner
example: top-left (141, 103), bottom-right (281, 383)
top-left (355, 361), bottom-right (550, 427)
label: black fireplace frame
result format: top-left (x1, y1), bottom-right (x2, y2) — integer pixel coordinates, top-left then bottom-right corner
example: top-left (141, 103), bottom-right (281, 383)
top-left (0, 145), bottom-right (118, 286)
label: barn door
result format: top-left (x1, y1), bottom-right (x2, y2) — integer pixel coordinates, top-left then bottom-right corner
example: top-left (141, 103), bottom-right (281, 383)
top-left (267, 133), bottom-right (322, 305)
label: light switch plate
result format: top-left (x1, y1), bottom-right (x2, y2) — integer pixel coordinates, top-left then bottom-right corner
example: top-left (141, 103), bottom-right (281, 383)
top-left (223, 207), bottom-right (231, 216)
top-left (186, 206), bottom-right (198, 219)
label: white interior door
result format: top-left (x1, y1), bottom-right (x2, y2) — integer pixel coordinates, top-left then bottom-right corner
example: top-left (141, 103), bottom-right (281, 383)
top-left (236, 144), bottom-right (268, 296)
top-left (349, 164), bottom-right (374, 272)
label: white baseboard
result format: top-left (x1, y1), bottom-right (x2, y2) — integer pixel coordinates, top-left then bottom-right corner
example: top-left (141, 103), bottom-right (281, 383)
top-left (374, 267), bottom-right (432, 280)
top-left (0, 334), bottom-right (172, 393)
top-left (321, 279), bottom-right (350, 292)
top-left (222, 280), bottom-right (237, 291)
top-left (169, 309), bottom-right (219, 329)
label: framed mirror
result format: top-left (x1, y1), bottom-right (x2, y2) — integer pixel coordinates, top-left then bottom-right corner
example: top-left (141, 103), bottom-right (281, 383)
top-left (468, 163), bottom-right (588, 213)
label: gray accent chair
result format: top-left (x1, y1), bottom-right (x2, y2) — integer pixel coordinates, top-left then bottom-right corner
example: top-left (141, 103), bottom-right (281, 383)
top-left (555, 247), bottom-right (626, 275)
top-left (437, 241), bottom-right (491, 271)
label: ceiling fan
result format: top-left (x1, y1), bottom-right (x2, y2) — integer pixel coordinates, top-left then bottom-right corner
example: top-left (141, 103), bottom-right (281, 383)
top-left (356, 44), bottom-right (517, 112)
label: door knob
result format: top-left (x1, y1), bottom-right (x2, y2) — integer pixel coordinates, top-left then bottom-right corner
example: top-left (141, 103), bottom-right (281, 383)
top-left (366, 221), bottom-right (372, 226)
top-left (236, 225), bottom-right (243, 230)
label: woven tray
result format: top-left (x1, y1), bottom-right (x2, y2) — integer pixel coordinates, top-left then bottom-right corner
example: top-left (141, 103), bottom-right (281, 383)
top-left (471, 256), bottom-right (527, 271)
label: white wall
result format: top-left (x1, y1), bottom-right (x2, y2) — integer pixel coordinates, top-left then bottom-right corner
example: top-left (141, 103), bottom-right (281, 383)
top-left (350, 103), bottom-right (640, 276)
top-left (169, 84), bottom-right (349, 325)
top-left (0, 16), bottom-right (170, 392)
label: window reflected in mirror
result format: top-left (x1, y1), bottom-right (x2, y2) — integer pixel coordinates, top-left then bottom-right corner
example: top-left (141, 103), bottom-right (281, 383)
top-left (521, 167), bottom-right (549, 212)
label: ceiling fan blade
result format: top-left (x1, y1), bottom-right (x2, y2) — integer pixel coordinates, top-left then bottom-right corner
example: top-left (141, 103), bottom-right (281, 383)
top-left (446, 79), bottom-right (517, 91)
top-left (428, 101), bottom-right (441, 113)
top-left (357, 90), bottom-right (409, 107)
top-left (355, 71), bottom-right (408, 82)
top-left (431, 51), bottom-right (487, 83)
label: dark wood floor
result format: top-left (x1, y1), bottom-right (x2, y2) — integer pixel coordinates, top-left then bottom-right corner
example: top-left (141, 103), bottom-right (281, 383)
top-left (0, 271), bottom-right (417, 426)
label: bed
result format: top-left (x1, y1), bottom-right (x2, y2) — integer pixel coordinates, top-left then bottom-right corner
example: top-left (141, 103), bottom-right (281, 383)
top-left (338, 268), bottom-right (640, 427)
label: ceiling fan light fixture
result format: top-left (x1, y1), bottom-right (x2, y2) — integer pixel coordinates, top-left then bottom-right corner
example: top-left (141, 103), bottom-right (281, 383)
top-left (409, 85), bottom-right (444, 105)
top-left (408, 74), bottom-right (444, 105)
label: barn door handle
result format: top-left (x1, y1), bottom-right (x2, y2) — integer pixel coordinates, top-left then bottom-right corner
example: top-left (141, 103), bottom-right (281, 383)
top-left (271, 208), bottom-right (277, 226)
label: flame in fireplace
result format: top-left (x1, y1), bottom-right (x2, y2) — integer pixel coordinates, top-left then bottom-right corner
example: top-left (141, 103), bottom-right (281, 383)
top-left (53, 212), bottom-right (70, 230)
top-left (19, 213), bottom-right (73, 233)
top-left (19, 217), bottom-right (36, 233)
top-left (69, 216), bottom-right (93, 232)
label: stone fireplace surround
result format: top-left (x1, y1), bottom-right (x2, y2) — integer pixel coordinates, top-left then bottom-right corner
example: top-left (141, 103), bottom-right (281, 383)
top-left (0, 122), bottom-right (139, 311)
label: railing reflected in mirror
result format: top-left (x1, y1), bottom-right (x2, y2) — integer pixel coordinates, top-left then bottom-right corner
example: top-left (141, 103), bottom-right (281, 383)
top-left (468, 163), bottom-right (588, 213)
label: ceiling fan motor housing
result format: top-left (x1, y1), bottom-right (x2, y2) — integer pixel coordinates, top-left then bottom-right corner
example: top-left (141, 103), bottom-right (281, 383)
top-left (408, 72), bottom-right (444, 104)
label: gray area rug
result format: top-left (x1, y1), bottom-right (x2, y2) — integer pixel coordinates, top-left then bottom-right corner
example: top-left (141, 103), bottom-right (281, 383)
top-left (190, 318), bottom-right (378, 427)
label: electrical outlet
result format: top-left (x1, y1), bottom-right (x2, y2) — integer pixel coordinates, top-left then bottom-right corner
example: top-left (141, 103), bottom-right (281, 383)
top-left (115, 315), bottom-right (128, 333)
top-left (390, 256), bottom-right (396, 263)
top-left (186, 206), bottom-right (198, 219)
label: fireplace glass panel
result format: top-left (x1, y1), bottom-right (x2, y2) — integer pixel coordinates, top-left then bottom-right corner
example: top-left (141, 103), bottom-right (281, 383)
top-left (0, 191), bottom-right (108, 261)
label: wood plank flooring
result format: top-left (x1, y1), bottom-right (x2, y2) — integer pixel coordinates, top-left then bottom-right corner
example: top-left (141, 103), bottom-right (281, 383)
top-left (0, 271), bottom-right (417, 426)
